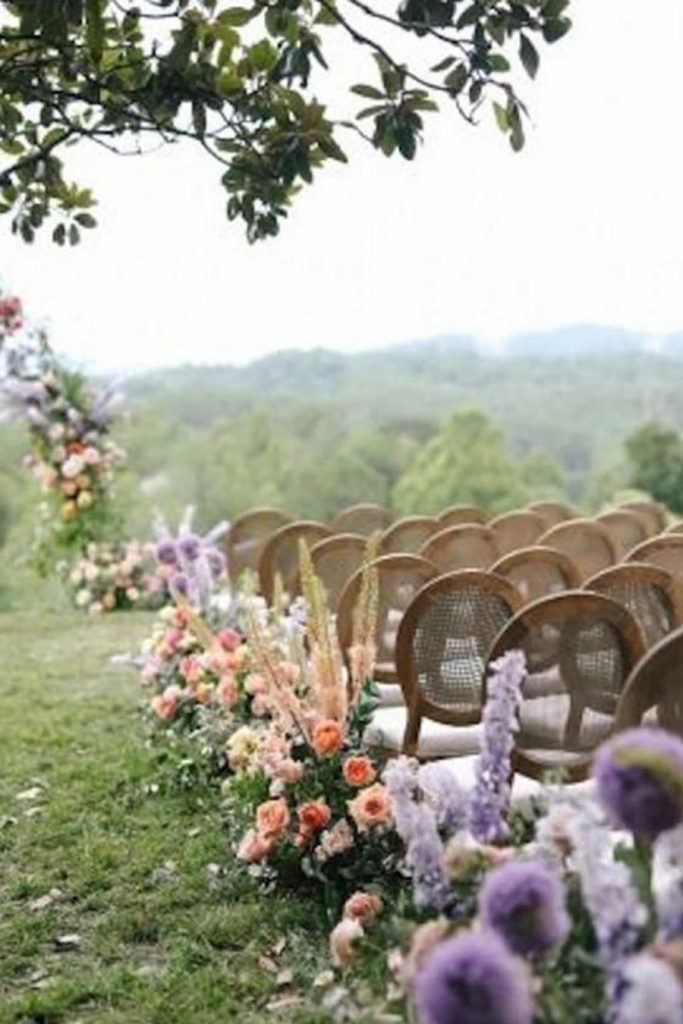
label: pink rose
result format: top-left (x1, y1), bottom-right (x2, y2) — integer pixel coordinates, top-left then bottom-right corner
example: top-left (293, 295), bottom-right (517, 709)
top-left (329, 918), bottom-right (364, 968)
top-left (217, 628), bottom-right (241, 652)
top-left (237, 829), bottom-right (272, 863)
top-left (343, 891), bottom-right (381, 923)
top-left (151, 686), bottom-right (180, 720)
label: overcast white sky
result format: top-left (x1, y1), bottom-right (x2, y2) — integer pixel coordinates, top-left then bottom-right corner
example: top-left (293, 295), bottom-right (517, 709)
top-left (1, 0), bottom-right (681, 372)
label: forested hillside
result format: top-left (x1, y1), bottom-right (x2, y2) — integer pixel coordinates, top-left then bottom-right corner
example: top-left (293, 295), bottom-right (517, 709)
top-left (4, 333), bottom-right (683, 544)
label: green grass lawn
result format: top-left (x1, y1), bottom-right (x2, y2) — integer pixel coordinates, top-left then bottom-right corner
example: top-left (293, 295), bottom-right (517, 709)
top-left (0, 611), bottom-right (331, 1024)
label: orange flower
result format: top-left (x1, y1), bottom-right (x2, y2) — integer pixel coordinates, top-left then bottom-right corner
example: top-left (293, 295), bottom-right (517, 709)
top-left (347, 783), bottom-right (392, 832)
top-left (343, 891), bottom-right (381, 923)
top-left (297, 799), bottom-right (332, 836)
top-left (216, 674), bottom-right (238, 705)
top-left (342, 755), bottom-right (376, 787)
top-left (256, 798), bottom-right (290, 841)
top-left (151, 687), bottom-right (179, 721)
top-left (311, 719), bottom-right (344, 756)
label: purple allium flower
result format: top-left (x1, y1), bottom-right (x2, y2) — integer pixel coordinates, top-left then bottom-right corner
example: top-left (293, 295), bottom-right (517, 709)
top-left (155, 539), bottom-right (178, 566)
top-left (414, 932), bottom-right (533, 1024)
top-left (593, 728), bottom-right (683, 841)
top-left (178, 533), bottom-right (202, 562)
top-left (206, 547), bottom-right (226, 579)
top-left (169, 572), bottom-right (190, 598)
top-left (478, 859), bottom-right (570, 957)
top-left (469, 650), bottom-right (527, 844)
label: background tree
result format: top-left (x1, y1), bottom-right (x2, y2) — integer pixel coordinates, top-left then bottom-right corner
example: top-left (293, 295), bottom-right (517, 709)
top-left (625, 421), bottom-right (683, 514)
top-left (392, 406), bottom-right (529, 514)
top-left (0, 0), bottom-right (571, 244)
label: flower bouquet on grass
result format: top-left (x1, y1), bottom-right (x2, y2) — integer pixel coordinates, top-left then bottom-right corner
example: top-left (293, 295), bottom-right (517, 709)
top-left (61, 539), bottom-right (165, 613)
top-left (320, 652), bottom-right (683, 1024)
top-left (227, 543), bottom-right (403, 905)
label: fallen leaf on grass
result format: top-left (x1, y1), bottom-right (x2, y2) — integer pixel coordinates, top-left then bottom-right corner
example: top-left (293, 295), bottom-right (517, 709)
top-left (272, 936), bottom-right (287, 955)
top-left (16, 786), bottom-right (43, 801)
top-left (276, 969), bottom-right (293, 987)
top-left (54, 933), bottom-right (81, 951)
top-left (29, 889), bottom-right (63, 912)
top-left (266, 996), bottom-right (302, 1011)
top-left (259, 955), bottom-right (279, 974)
top-left (313, 970), bottom-right (335, 988)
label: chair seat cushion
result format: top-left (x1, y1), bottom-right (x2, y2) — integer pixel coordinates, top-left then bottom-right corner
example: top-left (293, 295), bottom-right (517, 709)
top-left (375, 683), bottom-right (404, 708)
top-left (364, 706), bottom-right (482, 759)
top-left (523, 667), bottom-right (565, 699)
top-left (439, 755), bottom-right (595, 812)
top-left (519, 695), bottom-right (613, 751)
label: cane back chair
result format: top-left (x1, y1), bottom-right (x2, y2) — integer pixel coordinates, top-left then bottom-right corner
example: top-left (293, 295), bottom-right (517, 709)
top-left (614, 624), bottom-right (683, 737)
top-left (539, 519), bottom-right (616, 582)
top-left (584, 563), bottom-right (683, 649)
top-left (618, 500), bottom-right (668, 537)
top-left (258, 520), bottom-right (332, 603)
top-left (419, 524), bottom-right (499, 573)
top-left (595, 509), bottom-right (648, 561)
top-left (380, 516), bottom-right (438, 554)
top-left (491, 546), bottom-right (581, 605)
top-left (489, 510), bottom-right (546, 556)
top-left (527, 501), bottom-right (576, 529)
top-left (332, 503), bottom-right (394, 535)
top-left (625, 535), bottom-right (683, 586)
top-left (227, 508), bottom-right (292, 579)
top-left (436, 504), bottom-right (489, 528)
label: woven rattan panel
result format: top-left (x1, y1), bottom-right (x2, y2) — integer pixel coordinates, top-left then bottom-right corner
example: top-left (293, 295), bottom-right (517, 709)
top-left (412, 587), bottom-right (511, 711)
top-left (600, 580), bottom-right (671, 648)
top-left (377, 571), bottom-right (430, 662)
top-left (518, 617), bottom-right (623, 754)
top-left (506, 562), bottom-right (569, 604)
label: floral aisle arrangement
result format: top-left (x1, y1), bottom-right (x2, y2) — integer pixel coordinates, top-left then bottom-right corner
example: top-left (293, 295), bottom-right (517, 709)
top-left (226, 543), bottom-right (403, 902)
top-left (61, 539), bottom-right (166, 614)
top-left (0, 286), bottom-right (126, 573)
top-left (321, 652), bottom-right (683, 1024)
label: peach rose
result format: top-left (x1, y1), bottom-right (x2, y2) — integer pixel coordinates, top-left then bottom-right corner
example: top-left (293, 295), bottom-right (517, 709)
top-left (237, 828), bottom-right (272, 863)
top-left (151, 686), bottom-right (180, 720)
top-left (342, 755), bottom-right (376, 787)
top-left (194, 682), bottom-right (213, 704)
top-left (347, 783), bottom-right (392, 832)
top-left (298, 800), bottom-right (332, 836)
top-left (216, 674), bottom-right (238, 705)
top-left (256, 798), bottom-right (290, 841)
top-left (311, 719), bottom-right (344, 756)
top-left (245, 673), bottom-right (267, 696)
top-left (272, 758), bottom-right (304, 785)
top-left (343, 891), bottom-right (381, 923)
top-left (329, 918), bottom-right (364, 968)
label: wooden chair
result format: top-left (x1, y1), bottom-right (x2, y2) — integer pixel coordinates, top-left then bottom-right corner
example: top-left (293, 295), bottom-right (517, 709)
top-left (615, 624), bottom-right (683, 736)
top-left (380, 515), bottom-right (438, 554)
top-left (618, 500), bottom-right (668, 537)
top-left (583, 563), bottom-right (683, 649)
top-left (484, 592), bottom-right (645, 781)
top-left (258, 520), bottom-right (332, 603)
top-left (305, 533), bottom-right (367, 610)
top-left (437, 504), bottom-right (489, 528)
top-left (331, 503), bottom-right (393, 535)
top-left (491, 545), bottom-right (581, 605)
top-left (227, 508), bottom-right (292, 579)
top-left (489, 510), bottom-right (545, 556)
top-left (527, 500), bottom-right (576, 528)
top-left (625, 534), bottom-right (683, 585)
top-left (390, 570), bottom-right (523, 757)
top-left (595, 509), bottom-right (648, 561)
top-left (419, 524), bottom-right (499, 573)
top-left (539, 518), bottom-right (616, 581)
top-left (337, 553), bottom-right (437, 684)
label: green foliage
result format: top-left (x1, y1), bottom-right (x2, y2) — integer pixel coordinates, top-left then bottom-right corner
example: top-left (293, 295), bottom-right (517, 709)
top-left (625, 421), bottom-right (683, 514)
top-left (0, 0), bottom-right (572, 244)
top-left (392, 406), bottom-right (530, 514)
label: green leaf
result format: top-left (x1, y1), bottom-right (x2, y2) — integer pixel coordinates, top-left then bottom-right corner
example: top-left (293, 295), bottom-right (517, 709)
top-left (519, 33), bottom-right (539, 79)
top-left (488, 54), bottom-right (510, 73)
top-left (74, 212), bottom-right (97, 228)
top-left (351, 84), bottom-right (385, 100)
top-left (85, 0), bottom-right (105, 63)
top-left (317, 135), bottom-right (347, 163)
top-left (431, 55), bottom-right (455, 73)
top-left (493, 101), bottom-right (509, 132)
top-left (444, 64), bottom-right (468, 95)
top-left (543, 17), bottom-right (571, 43)
top-left (217, 7), bottom-right (253, 27)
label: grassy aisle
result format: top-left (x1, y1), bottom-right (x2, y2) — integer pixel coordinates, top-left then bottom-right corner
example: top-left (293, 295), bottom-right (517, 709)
top-left (0, 612), bottom-right (328, 1024)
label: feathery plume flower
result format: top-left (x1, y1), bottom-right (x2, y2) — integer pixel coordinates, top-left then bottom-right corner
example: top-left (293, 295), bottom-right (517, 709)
top-left (478, 859), bottom-right (570, 956)
top-left (593, 728), bottom-right (683, 841)
top-left (414, 932), bottom-right (533, 1024)
top-left (469, 650), bottom-right (527, 844)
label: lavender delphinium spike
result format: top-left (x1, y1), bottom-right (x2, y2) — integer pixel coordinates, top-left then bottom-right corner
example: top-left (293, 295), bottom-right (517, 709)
top-left (385, 758), bottom-right (462, 911)
top-left (568, 802), bottom-right (647, 1020)
top-left (469, 650), bottom-right (527, 844)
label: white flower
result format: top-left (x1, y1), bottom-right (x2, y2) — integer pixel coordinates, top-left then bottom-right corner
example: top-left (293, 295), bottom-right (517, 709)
top-left (618, 953), bottom-right (683, 1024)
top-left (69, 568), bottom-right (83, 585)
top-left (61, 454), bottom-right (85, 479)
top-left (48, 423), bottom-right (65, 442)
top-left (51, 445), bottom-right (67, 464)
top-left (83, 446), bottom-right (101, 464)
top-left (126, 587), bottom-right (140, 602)
top-left (84, 562), bottom-right (99, 582)
top-left (75, 588), bottom-right (91, 607)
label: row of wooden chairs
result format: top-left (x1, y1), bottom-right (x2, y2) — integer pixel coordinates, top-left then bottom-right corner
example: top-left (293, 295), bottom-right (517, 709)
top-left (226, 498), bottom-right (672, 605)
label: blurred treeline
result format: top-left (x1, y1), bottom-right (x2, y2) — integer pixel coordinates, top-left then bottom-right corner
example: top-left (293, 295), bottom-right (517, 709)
top-left (4, 339), bottom-right (683, 556)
